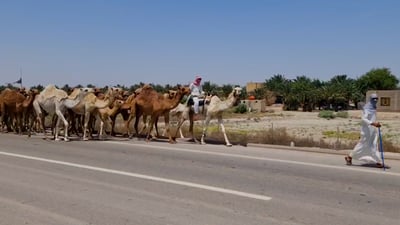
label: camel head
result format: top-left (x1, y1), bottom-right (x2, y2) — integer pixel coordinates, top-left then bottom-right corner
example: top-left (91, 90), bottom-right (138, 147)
top-left (68, 87), bottom-right (95, 99)
top-left (177, 86), bottom-right (191, 96)
top-left (113, 99), bottom-right (125, 108)
top-left (232, 87), bottom-right (243, 106)
top-left (166, 90), bottom-right (178, 99)
top-left (233, 87), bottom-right (242, 97)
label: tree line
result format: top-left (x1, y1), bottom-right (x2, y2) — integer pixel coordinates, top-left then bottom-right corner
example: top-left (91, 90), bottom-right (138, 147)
top-left (1, 67), bottom-right (398, 112)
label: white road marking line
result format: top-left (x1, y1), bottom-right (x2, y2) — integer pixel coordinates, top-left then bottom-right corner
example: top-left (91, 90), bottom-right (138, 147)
top-left (108, 141), bottom-right (400, 177)
top-left (0, 151), bottom-right (272, 201)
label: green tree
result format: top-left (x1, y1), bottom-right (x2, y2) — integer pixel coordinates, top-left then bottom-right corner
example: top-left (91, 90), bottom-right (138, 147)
top-left (31, 84), bottom-right (44, 92)
top-left (356, 68), bottom-right (399, 94)
top-left (290, 76), bottom-right (316, 111)
top-left (221, 84), bottom-right (233, 97)
top-left (202, 81), bottom-right (219, 95)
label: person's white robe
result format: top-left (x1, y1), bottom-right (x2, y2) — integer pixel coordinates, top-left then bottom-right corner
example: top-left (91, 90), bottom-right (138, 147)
top-left (350, 102), bottom-right (381, 163)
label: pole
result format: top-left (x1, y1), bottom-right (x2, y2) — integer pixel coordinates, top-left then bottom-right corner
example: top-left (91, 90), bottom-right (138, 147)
top-left (378, 127), bottom-right (386, 171)
top-left (19, 68), bottom-right (23, 89)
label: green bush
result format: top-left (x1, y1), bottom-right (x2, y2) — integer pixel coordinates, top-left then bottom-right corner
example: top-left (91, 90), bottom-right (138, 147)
top-left (335, 111), bottom-right (349, 118)
top-left (318, 110), bottom-right (335, 119)
top-left (234, 103), bottom-right (248, 114)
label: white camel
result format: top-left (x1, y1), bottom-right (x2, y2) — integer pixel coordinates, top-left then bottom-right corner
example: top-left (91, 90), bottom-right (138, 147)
top-left (200, 87), bottom-right (242, 146)
top-left (175, 87), bottom-right (242, 146)
top-left (33, 84), bottom-right (93, 141)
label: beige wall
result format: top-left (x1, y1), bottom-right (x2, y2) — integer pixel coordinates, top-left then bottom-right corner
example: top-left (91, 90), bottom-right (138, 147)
top-left (240, 99), bottom-right (266, 112)
top-left (366, 90), bottom-right (400, 112)
top-left (246, 82), bottom-right (264, 94)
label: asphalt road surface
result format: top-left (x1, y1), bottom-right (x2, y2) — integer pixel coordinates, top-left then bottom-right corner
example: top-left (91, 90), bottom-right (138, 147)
top-left (0, 134), bottom-right (399, 225)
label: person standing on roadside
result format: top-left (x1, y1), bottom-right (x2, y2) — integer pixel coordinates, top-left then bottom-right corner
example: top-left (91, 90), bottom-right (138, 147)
top-left (345, 93), bottom-right (383, 168)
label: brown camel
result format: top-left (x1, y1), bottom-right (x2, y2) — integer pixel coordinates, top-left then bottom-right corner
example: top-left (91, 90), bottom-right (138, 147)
top-left (126, 84), bottom-right (190, 143)
top-left (70, 87), bottom-right (122, 140)
top-left (0, 88), bottom-right (27, 134)
top-left (16, 89), bottom-right (40, 136)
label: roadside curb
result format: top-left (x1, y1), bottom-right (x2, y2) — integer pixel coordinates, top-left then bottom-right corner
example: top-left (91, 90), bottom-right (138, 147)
top-left (247, 143), bottom-right (400, 161)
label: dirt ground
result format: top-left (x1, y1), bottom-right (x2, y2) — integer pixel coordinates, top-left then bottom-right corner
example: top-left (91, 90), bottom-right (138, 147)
top-left (195, 105), bottom-right (400, 147)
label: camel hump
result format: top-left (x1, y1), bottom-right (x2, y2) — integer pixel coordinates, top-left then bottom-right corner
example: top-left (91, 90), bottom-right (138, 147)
top-left (43, 84), bottom-right (57, 92)
top-left (40, 85), bottom-right (68, 100)
top-left (67, 88), bottom-right (81, 99)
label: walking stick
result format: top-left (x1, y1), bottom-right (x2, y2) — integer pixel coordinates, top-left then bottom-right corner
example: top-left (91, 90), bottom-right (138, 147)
top-left (378, 127), bottom-right (386, 171)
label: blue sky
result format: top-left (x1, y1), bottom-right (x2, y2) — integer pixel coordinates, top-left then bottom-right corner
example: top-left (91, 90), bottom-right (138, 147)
top-left (1, 0), bottom-right (399, 88)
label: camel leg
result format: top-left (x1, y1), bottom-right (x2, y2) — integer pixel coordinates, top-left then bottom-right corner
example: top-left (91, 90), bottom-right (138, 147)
top-left (99, 120), bottom-right (104, 140)
top-left (126, 106), bottom-right (137, 138)
top-left (110, 114), bottom-right (117, 136)
top-left (188, 113), bottom-right (198, 143)
top-left (174, 118), bottom-right (186, 140)
top-left (139, 115), bottom-right (148, 136)
top-left (55, 109), bottom-right (69, 141)
top-left (217, 117), bottom-right (232, 147)
top-left (33, 101), bottom-right (47, 139)
top-left (200, 116), bottom-right (212, 145)
top-left (83, 112), bottom-right (90, 141)
top-left (35, 113), bottom-right (46, 139)
top-left (134, 111), bottom-right (143, 139)
top-left (163, 112), bottom-right (175, 144)
top-left (154, 117), bottom-right (160, 137)
top-left (126, 113), bottom-right (134, 138)
top-left (145, 117), bottom-right (156, 141)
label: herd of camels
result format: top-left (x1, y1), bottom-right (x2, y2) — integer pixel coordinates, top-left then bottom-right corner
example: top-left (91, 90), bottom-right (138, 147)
top-left (0, 83), bottom-right (243, 146)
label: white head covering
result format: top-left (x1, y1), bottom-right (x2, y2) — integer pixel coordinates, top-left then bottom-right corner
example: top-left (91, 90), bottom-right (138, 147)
top-left (364, 93), bottom-right (378, 111)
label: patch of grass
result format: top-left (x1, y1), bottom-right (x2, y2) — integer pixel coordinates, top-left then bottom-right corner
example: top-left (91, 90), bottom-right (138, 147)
top-left (322, 130), bottom-right (360, 140)
top-left (335, 111), bottom-right (349, 118)
top-left (318, 110), bottom-right (349, 119)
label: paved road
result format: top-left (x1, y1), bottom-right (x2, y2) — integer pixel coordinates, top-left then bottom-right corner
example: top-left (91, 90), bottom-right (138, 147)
top-left (0, 134), bottom-right (399, 225)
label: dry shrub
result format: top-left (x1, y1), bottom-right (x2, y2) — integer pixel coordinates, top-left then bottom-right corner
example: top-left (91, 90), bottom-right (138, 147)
top-left (180, 123), bottom-right (400, 153)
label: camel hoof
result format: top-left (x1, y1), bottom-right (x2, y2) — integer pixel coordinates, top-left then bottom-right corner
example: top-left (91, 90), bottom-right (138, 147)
top-left (64, 138), bottom-right (70, 142)
top-left (55, 138), bottom-right (61, 141)
top-left (83, 137), bottom-right (89, 141)
top-left (226, 143), bottom-right (233, 147)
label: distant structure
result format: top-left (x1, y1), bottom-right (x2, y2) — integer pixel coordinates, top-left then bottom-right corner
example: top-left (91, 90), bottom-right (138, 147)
top-left (241, 99), bottom-right (266, 112)
top-left (244, 82), bottom-right (267, 112)
top-left (246, 82), bottom-right (264, 96)
top-left (366, 90), bottom-right (400, 112)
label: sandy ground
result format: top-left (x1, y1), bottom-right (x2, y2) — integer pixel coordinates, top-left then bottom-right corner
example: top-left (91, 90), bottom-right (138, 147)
top-left (193, 105), bottom-right (400, 147)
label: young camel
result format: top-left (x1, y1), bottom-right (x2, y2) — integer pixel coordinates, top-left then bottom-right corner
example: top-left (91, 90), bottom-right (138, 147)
top-left (110, 90), bottom-right (140, 136)
top-left (33, 85), bottom-right (94, 141)
top-left (126, 84), bottom-right (190, 143)
top-left (92, 99), bottom-right (124, 139)
top-left (70, 87), bottom-right (122, 141)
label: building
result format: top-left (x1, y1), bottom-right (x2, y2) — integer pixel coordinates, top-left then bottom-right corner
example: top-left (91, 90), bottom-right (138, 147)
top-left (366, 90), bottom-right (400, 112)
top-left (240, 99), bottom-right (266, 112)
top-left (246, 82), bottom-right (264, 95)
